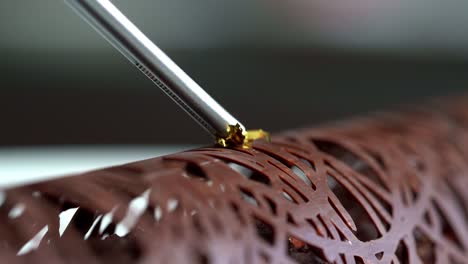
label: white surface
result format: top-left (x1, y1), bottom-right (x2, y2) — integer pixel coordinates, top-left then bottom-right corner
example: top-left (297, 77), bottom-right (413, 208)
top-left (0, 145), bottom-right (194, 189)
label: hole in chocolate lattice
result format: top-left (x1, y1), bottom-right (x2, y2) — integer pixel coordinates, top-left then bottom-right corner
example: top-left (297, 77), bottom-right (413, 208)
top-left (306, 219), bottom-right (323, 237)
top-left (354, 256), bottom-right (365, 264)
top-left (369, 189), bottom-right (393, 219)
top-left (253, 215), bottom-right (275, 245)
top-left (287, 235), bottom-right (329, 264)
top-left (282, 191), bottom-right (296, 203)
top-left (327, 174), bottom-right (380, 241)
top-left (228, 162), bottom-right (271, 186)
top-left (258, 149), bottom-right (317, 190)
top-left (413, 228), bottom-right (435, 263)
top-left (317, 214), bottom-right (334, 239)
top-left (363, 147), bottom-right (386, 171)
top-left (239, 187), bottom-right (259, 206)
top-left (279, 177), bottom-right (309, 203)
top-left (326, 158), bottom-right (392, 218)
top-left (431, 200), bottom-right (464, 250)
top-left (287, 213), bottom-right (297, 226)
top-left (445, 178), bottom-right (468, 222)
top-left (300, 157), bottom-right (316, 171)
top-left (375, 251), bottom-right (384, 260)
top-left (185, 163), bottom-right (209, 181)
top-left (395, 240), bottom-right (409, 264)
top-left (263, 196), bottom-right (277, 215)
top-left (314, 140), bottom-right (388, 191)
top-left (291, 166), bottom-right (315, 189)
top-left (335, 224), bottom-right (348, 242)
top-left (423, 210), bottom-right (432, 226)
top-left (260, 149), bottom-right (316, 184)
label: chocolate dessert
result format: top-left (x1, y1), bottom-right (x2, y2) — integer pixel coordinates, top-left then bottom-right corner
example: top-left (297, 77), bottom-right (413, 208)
top-left (1, 98), bottom-right (468, 263)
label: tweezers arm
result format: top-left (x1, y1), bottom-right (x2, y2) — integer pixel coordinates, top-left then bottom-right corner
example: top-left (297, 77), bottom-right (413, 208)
top-left (65, 0), bottom-right (245, 140)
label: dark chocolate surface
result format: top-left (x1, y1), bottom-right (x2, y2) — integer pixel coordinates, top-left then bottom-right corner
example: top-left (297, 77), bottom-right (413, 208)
top-left (1, 98), bottom-right (468, 263)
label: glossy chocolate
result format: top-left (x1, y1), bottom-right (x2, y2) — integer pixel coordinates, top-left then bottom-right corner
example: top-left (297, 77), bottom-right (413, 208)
top-left (1, 98), bottom-right (468, 263)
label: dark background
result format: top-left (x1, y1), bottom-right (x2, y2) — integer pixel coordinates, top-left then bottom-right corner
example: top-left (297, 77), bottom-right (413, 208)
top-left (1, 0), bottom-right (468, 145)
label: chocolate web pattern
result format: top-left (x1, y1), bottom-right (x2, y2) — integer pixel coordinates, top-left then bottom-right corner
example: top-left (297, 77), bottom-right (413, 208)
top-left (1, 99), bottom-right (468, 263)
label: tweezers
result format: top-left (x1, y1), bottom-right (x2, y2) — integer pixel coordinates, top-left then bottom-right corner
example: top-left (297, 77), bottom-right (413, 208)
top-left (65, 0), bottom-right (267, 147)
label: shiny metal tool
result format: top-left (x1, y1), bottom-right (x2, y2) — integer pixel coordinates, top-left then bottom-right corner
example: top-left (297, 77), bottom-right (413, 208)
top-left (65, 0), bottom-right (268, 147)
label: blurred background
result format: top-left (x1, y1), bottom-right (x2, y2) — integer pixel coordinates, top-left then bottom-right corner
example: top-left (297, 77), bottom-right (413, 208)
top-left (1, 0), bottom-right (468, 184)
top-left (2, 0), bottom-right (468, 145)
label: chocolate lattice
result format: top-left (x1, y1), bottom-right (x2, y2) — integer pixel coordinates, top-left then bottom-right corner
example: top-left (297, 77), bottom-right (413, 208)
top-left (1, 100), bottom-right (468, 263)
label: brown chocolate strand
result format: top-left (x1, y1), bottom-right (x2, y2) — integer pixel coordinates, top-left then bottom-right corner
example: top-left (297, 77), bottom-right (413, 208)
top-left (2, 99), bottom-right (468, 263)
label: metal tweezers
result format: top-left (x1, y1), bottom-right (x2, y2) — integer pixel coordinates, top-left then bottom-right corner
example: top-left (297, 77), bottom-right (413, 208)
top-left (65, 0), bottom-right (261, 146)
